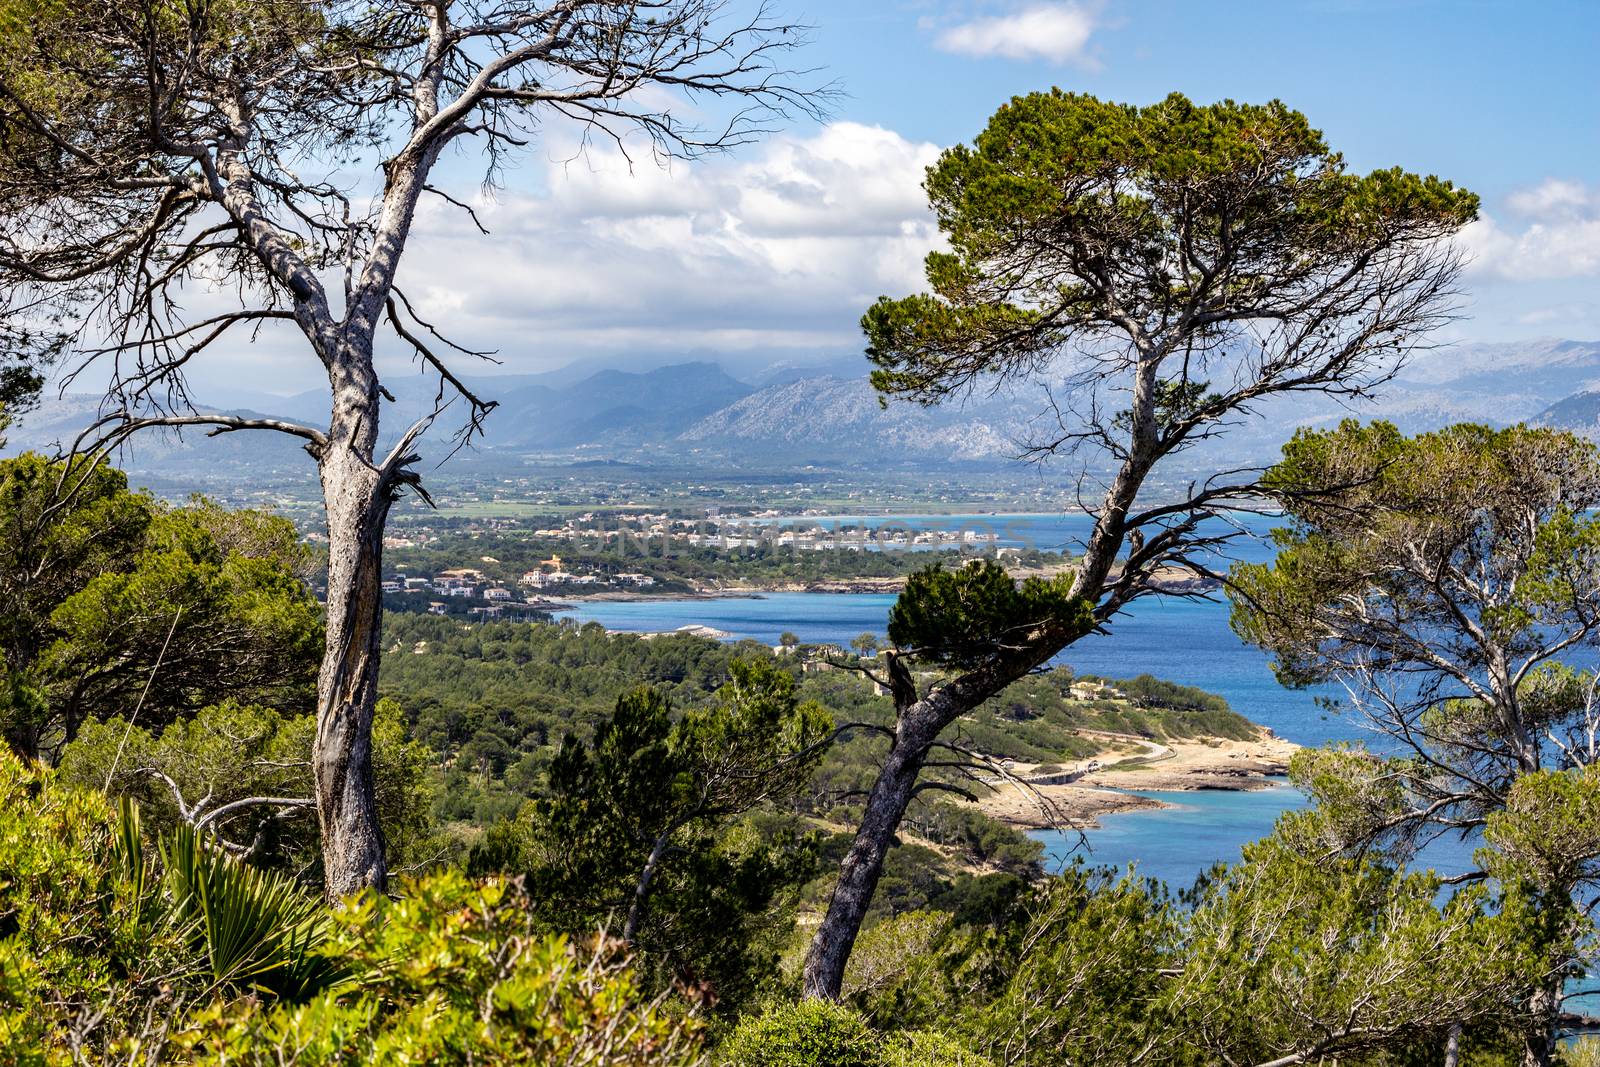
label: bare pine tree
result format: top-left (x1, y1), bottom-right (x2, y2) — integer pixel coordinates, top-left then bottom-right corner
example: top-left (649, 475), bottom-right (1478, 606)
top-left (0, 0), bottom-right (822, 898)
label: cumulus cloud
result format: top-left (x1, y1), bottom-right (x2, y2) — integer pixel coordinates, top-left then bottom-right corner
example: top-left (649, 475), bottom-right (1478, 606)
top-left (392, 122), bottom-right (943, 370)
top-left (1462, 178), bottom-right (1600, 281)
top-left (934, 3), bottom-right (1099, 64)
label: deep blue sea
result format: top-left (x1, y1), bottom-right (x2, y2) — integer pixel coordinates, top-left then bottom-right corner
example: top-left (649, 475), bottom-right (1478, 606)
top-left (550, 512), bottom-right (1462, 888)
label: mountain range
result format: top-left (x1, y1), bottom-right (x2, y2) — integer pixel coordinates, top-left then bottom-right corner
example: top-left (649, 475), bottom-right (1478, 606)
top-left (9, 339), bottom-right (1600, 478)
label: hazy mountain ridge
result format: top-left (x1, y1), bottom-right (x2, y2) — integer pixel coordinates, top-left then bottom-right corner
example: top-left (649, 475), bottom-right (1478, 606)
top-left (1533, 391), bottom-right (1600, 436)
top-left (677, 375), bottom-right (1033, 462)
top-left (10, 339), bottom-right (1600, 476)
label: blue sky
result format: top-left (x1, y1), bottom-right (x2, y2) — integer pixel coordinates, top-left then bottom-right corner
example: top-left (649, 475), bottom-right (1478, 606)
top-left (191, 1), bottom-right (1600, 398)
top-left (809, 1), bottom-right (1595, 201)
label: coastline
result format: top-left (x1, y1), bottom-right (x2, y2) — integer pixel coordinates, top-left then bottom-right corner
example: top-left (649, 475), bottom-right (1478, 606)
top-left (975, 731), bottom-right (1300, 830)
top-left (544, 562), bottom-right (1212, 602)
top-left (545, 583), bottom-right (1302, 832)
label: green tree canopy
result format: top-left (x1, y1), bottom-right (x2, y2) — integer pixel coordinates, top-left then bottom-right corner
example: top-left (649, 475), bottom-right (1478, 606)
top-left (0, 358), bottom-right (41, 449)
top-left (865, 92), bottom-right (1476, 406)
top-left (0, 454), bottom-right (322, 758)
top-left (1230, 420), bottom-right (1600, 1063)
top-left (888, 561), bottom-right (1092, 670)
top-left (487, 659), bottom-right (833, 1006)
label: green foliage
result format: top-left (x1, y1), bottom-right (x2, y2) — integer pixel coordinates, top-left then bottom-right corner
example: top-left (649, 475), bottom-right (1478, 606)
top-left (1566, 1038), bottom-right (1600, 1067)
top-left (0, 747), bottom-right (702, 1066)
top-left (0, 455), bottom-right (321, 759)
top-left (0, 358), bottom-right (42, 449)
top-left (495, 659), bottom-right (833, 1005)
top-left (970, 866), bottom-right (1174, 1065)
top-left (379, 613), bottom-right (768, 814)
top-left (0, 750), bottom-right (183, 1064)
top-left (904, 805), bottom-right (1042, 873)
top-left (1483, 767), bottom-right (1600, 896)
top-left (841, 910), bottom-right (951, 1003)
top-left (1233, 420), bottom-right (1600, 688)
top-left (888, 561), bottom-right (1092, 668)
top-left (1166, 834), bottom-right (1543, 1065)
top-left (162, 822), bottom-right (342, 1000)
top-left (720, 999), bottom-right (879, 1067)
top-left (718, 1000), bottom-right (986, 1067)
top-left (58, 699), bottom-right (441, 875)
top-left (865, 91), bottom-right (1476, 404)
top-left (181, 873), bottom-right (703, 1067)
top-left (880, 1030), bottom-right (993, 1067)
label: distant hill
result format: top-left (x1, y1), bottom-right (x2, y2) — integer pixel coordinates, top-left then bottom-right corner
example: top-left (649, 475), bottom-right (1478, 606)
top-left (10, 339), bottom-right (1600, 482)
top-left (1533, 390), bottom-right (1600, 436)
top-left (491, 362), bottom-right (753, 449)
top-left (678, 374), bottom-right (1036, 463)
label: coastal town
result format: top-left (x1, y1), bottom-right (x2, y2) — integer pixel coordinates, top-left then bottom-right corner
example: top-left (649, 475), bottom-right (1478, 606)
top-left (372, 512), bottom-right (1053, 621)
top-left (376, 511), bottom-right (1011, 553)
top-left (380, 554), bottom-right (659, 622)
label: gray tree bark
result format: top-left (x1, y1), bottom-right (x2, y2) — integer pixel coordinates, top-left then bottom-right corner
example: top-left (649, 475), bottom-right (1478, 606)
top-left (313, 359), bottom-right (392, 898)
top-left (801, 706), bottom-right (941, 996)
top-left (624, 828), bottom-right (677, 946)
top-left (1522, 980), bottom-right (1560, 1067)
top-left (1443, 1023), bottom-right (1461, 1067)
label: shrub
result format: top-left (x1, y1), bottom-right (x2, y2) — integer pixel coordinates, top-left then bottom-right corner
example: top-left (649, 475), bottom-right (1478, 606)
top-left (162, 822), bottom-right (342, 1000)
top-left (0, 752), bottom-right (186, 1065)
top-left (182, 872), bottom-right (703, 1066)
top-left (882, 1031), bottom-right (992, 1066)
top-left (0, 750), bottom-right (701, 1066)
top-left (718, 1000), bottom-right (988, 1067)
top-left (719, 1000), bottom-right (879, 1067)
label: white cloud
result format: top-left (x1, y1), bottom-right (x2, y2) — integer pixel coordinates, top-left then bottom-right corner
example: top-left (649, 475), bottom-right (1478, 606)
top-left (392, 122), bottom-right (944, 371)
top-left (1462, 178), bottom-right (1600, 281)
top-left (1505, 178), bottom-right (1594, 219)
top-left (934, 3), bottom-right (1099, 64)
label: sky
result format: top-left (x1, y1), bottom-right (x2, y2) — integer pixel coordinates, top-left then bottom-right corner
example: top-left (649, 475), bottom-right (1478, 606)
top-left (184, 0), bottom-right (1600, 400)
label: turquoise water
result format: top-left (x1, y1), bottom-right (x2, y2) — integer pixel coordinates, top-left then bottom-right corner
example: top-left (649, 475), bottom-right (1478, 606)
top-left (1038, 785), bottom-right (1309, 888)
top-left (547, 512), bottom-right (1457, 888)
top-left (552, 589), bottom-right (1348, 746)
top-left (554, 591), bottom-right (900, 654)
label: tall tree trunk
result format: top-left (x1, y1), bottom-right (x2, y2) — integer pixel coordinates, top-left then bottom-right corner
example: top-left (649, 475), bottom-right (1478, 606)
top-left (801, 708), bottom-right (936, 999)
top-left (1443, 1023), bottom-right (1461, 1067)
top-left (1522, 977), bottom-right (1560, 1067)
top-left (313, 364), bottom-right (391, 900)
top-left (625, 827), bottom-right (676, 946)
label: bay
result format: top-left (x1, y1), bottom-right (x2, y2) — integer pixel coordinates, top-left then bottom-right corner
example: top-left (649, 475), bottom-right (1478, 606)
top-left (552, 589), bottom-right (1332, 884)
top-left (548, 512), bottom-right (1425, 887)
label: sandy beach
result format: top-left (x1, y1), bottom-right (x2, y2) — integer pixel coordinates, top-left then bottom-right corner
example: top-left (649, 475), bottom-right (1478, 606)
top-left (975, 730), bottom-right (1300, 830)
